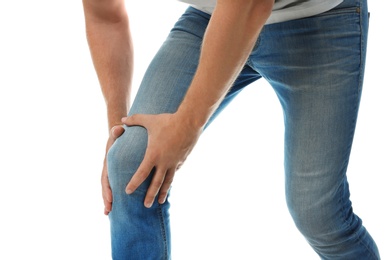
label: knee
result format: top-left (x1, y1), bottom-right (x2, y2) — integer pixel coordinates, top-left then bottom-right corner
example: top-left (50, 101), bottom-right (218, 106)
top-left (286, 185), bottom-right (355, 243)
top-left (286, 193), bottom-right (381, 259)
top-left (106, 126), bottom-right (149, 193)
top-left (287, 197), bottom-right (327, 240)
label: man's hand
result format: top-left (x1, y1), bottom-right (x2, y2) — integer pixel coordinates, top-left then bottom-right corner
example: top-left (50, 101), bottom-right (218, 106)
top-left (122, 113), bottom-right (202, 208)
top-left (102, 125), bottom-right (125, 215)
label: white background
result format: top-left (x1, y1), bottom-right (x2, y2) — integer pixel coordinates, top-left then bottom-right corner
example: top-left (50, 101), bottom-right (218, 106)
top-left (0, 1), bottom-right (388, 259)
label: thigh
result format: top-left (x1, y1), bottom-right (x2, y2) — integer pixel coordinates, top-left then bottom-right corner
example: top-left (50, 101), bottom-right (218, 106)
top-left (130, 7), bottom-right (261, 127)
top-left (251, 3), bottom-right (379, 258)
top-left (129, 11), bottom-right (206, 117)
top-left (259, 0), bottom-right (368, 189)
top-left (108, 7), bottom-right (262, 190)
top-left (108, 7), bottom-right (208, 193)
top-left (251, 0), bottom-right (369, 215)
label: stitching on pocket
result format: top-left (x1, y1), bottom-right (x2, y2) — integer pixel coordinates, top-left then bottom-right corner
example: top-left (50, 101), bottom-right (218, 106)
top-left (316, 7), bottom-right (360, 17)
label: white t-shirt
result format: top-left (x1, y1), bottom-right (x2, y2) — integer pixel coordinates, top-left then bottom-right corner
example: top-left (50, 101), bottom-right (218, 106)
top-left (178, 0), bottom-right (343, 24)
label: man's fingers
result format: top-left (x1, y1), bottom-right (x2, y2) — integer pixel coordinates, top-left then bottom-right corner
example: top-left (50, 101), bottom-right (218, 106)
top-left (103, 184), bottom-right (113, 203)
top-left (125, 157), bottom-right (155, 195)
top-left (158, 168), bottom-right (175, 204)
top-left (143, 167), bottom-right (168, 208)
top-left (103, 198), bottom-right (112, 215)
top-left (101, 125), bottom-right (125, 216)
top-left (101, 171), bottom-right (113, 215)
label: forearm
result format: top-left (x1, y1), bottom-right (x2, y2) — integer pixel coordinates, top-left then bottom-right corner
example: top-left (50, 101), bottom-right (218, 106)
top-left (177, 0), bottom-right (273, 128)
top-left (82, 0), bottom-right (133, 130)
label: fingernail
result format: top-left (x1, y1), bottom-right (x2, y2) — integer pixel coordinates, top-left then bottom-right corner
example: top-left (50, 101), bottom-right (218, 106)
top-left (145, 202), bottom-right (153, 208)
top-left (126, 188), bottom-right (133, 194)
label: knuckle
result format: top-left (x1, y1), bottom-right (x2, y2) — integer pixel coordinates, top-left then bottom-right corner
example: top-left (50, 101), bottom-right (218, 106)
top-left (151, 179), bottom-right (164, 189)
top-left (164, 174), bottom-right (174, 183)
top-left (146, 150), bottom-right (159, 162)
top-left (159, 193), bottom-right (167, 201)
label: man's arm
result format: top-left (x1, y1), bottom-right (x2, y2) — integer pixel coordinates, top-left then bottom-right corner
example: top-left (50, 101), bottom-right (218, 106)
top-left (123, 0), bottom-right (274, 207)
top-left (82, 0), bottom-right (133, 129)
top-left (82, 0), bottom-right (132, 215)
top-left (177, 0), bottom-right (274, 128)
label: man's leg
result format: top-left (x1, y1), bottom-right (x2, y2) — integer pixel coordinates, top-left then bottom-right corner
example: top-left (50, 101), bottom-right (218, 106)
top-left (251, 0), bottom-right (379, 258)
top-left (106, 8), bottom-right (207, 260)
top-left (105, 7), bottom-right (261, 259)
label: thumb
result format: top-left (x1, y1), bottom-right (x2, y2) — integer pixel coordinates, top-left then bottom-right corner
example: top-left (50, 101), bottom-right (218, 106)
top-left (110, 125), bottom-right (125, 139)
top-left (121, 114), bottom-right (153, 127)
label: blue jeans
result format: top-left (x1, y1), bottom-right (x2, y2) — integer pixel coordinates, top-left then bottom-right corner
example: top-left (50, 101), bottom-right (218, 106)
top-left (107, 0), bottom-right (380, 259)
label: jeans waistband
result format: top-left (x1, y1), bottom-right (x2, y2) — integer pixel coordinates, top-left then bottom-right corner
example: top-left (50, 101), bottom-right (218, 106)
top-left (334, 0), bottom-right (365, 9)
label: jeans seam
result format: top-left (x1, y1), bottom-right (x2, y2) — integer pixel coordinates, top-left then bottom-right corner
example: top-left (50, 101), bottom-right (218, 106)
top-left (339, 2), bottom-right (378, 258)
top-left (157, 205), bottom-right (169, 260)
top-left (352, 2), bottom-right (379, 258)
top-left (356, 232), bottom-right (380, 259)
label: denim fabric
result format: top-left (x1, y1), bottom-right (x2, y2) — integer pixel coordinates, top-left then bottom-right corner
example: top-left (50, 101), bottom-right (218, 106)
top-left (107, 0), bottom-right (379, 259)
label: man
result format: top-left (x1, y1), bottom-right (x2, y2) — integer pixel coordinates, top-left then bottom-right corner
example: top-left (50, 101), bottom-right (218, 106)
top-left (82, 0), bottom-right (379, 259)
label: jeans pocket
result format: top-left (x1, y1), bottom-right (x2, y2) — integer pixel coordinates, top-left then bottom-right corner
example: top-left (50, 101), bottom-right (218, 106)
top-left (316, 6), bottom-right (361, 18)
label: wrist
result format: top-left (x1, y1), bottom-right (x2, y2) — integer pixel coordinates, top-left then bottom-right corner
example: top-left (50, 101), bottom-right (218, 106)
top-left (175, 105), bottom-right (210, 131)
top-left (106, 106), bottom-right (128, 130)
